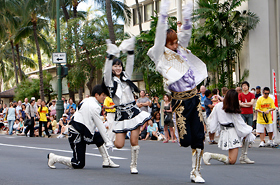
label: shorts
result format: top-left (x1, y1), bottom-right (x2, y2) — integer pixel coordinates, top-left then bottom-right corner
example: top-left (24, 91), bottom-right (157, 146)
top-left (256, 123), bottom-right (274, 133)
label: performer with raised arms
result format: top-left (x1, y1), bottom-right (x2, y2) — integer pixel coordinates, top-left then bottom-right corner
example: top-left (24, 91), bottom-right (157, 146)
top-left (103, 37), bottom-right (151, 174)
top-left (147, 0), bottom-right (208, 183)
top-left (47, 85), bottom-right (119, 169)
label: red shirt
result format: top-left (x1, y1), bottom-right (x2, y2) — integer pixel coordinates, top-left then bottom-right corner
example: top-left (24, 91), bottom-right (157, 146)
top-left (238, 92), bottom-right (255, 114)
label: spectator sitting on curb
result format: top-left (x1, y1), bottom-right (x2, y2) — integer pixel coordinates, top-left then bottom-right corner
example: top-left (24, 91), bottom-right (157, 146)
top-left (47, 115), bottom-right (58, 134)
top-left (57, 114), bottom-right (68, 138)
top-left (143, 119), bottom-right (165, 141)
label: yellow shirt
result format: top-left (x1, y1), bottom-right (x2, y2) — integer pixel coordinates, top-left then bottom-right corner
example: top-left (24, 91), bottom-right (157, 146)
top-left (255, 96), bottom-right (275, 124)
top-left (38, 107), bottom-right (49, 122)
top-left (104, 97), bottom-right (116, 113)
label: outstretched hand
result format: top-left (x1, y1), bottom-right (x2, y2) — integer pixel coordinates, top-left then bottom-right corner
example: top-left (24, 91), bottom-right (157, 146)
top-left (106, 39), bottom-right (120, 58)
top-left (160, 0), bottom-right (170, 17)
top-left (119, 37), bottom-right (136, 53)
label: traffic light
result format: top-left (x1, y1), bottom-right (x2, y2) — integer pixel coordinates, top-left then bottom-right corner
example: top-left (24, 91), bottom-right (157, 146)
top-left (61, 65), bottom-right (68, 78)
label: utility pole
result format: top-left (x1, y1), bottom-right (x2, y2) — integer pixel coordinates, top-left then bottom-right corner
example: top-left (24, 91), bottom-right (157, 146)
top-left (56, 0), bottom-right (64, 121)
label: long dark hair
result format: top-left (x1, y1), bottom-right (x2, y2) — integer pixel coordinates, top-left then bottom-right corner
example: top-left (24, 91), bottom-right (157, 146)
top-left (222, 89), bottom-right (241, 113)
top-left (112, 58), bottom-right (125, 79)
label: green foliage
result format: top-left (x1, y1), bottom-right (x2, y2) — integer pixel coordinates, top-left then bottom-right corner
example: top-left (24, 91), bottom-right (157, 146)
top-left (14, 72), bottom-right (55, 102)
top-left (134, 15), bottom-right (177, 96)
top-left (189, 0), bottom-right (259, 88)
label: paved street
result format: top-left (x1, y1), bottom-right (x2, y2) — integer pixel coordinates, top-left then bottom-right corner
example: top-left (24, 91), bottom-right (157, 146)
top-left (0, 134), bottom-right (279, 185)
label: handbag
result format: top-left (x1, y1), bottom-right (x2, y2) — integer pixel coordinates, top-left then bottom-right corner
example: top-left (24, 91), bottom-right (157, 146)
top-left (4, 109), bottom-right (8, 121)
top-left (164, 113), bottom-right (171, 124)
top-left (24, 118), bottom-right (32, 126)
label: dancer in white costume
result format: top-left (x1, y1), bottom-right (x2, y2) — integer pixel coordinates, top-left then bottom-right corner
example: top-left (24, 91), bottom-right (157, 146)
top-left (47, 85), bottom-right (119, 169)
top-left (147, 0), bottom-right (208, 183)
top-left (203, 89), bottom-right (256, 165)
top-left (104, 37), bottom-right (151, 174)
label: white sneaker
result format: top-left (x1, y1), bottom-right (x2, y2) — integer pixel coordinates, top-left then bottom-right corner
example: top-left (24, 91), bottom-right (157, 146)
top-left (259, 141), bottom-right (265, 147)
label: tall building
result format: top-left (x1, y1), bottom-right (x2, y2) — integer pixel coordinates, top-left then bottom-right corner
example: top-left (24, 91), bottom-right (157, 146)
top-left (124, 0), bottom-right (280, 92)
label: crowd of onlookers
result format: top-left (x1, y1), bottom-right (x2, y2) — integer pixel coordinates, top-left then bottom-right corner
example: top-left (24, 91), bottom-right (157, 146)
top-left (0, 96), bottom-right (77, 138)
top-left (1, 82), bottom-right (279, 147)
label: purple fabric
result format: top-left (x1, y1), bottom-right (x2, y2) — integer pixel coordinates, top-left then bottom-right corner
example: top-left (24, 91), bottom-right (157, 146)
top-left (168, 68), bottom-right (195, 92)
top-left (183, 19), bottom-right (191, 30)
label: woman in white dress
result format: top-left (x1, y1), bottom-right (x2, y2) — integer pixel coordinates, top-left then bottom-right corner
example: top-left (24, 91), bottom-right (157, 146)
top-left (103, 37), bottom-right (151, 174)
top-left (203, 89), bottom-right (255, 165)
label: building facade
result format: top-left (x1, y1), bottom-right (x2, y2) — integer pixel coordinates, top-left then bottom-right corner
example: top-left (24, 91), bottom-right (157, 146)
top-left (124, 0), bottom-right (280, 91)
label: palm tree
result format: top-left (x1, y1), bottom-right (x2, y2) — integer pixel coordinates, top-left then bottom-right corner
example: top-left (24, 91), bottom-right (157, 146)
top-left (95, 0), bottom-right (131, 44)
top-left (191, 0), bottom-right (259, 87)
top-left (15, 0), bottom-right (52, 101)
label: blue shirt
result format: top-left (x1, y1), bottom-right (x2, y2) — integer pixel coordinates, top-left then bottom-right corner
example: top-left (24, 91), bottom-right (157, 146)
top-left (66, 103), bottom-right (76, 110)
top-left (200, 93), bottom-right (206, 108)
top-left (147, 123), bottom-right (158, 134)
top-left (204, 97), bottom-right (212, 118)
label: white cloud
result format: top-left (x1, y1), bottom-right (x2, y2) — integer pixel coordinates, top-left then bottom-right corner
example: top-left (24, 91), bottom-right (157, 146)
top-left (77, 0), bottom-right (95, 11)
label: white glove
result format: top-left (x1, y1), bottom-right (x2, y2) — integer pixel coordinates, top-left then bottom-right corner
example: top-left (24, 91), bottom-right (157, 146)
top-left (160, 0), bottom-right (170, 17)
top-left (183, 1), bottom-right (193, 20)
top-left (106, 39), bottom-right (120, 58)
top-left (119, 37), bottom-right (136, 53)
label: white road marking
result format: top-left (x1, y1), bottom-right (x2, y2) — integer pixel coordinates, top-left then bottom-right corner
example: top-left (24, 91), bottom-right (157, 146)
top-left (92, 147), bottom-right (131, 151)
top-left (0, 143), bottom-right (127, 160)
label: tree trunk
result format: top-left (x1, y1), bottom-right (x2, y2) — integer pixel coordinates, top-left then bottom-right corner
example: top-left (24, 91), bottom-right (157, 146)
top-left (10, 40), bottom-right (19, 85)
top-left (135, 0), bottom-right (142, 32)
top-left (78, 87), bottom-right (83, 101)
top-left (32, 22), bottom-right (45, 101)
top-left (62, 4), bottom-right (70, 22)
top-left (106, 0), bottom-right (116, 44)
top-left (73, 0), bottom-right (78, 18)
top-left (85, 49), bottom-right (95, 92)
top-left (16, 44), bottom-right (23, 82)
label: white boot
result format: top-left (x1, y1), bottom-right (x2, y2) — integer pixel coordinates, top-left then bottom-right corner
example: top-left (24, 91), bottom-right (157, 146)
top-left (203, 152), bottom-right (229, 165)
top-left (190, 149), bottom-right (205, 183)
top-left (98, 144), bottom-right (120, 168)
top-left (239, 139), bottom-right (255, 164)
top-left (47, 153), bottom-right (72, 169)
top-left (130, 145), bottom-right (140, 174)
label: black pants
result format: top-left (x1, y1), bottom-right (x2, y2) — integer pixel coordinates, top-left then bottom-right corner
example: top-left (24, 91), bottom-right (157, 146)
top-left (25, 117), bottom-right (35, 137)
top-left (68, 120), bottom-right (104, 169)
top-left (39, 121), bottom-right (49, 137)
top-left (172, 95), bottom-right (205, 149)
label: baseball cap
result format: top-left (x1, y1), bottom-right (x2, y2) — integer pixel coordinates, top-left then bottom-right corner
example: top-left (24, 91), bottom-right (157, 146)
top-left (31, 97), bottom-right (35, 100)
top-left (62, 113), bottom-right (67, 117)
top-left (256, 86), bottom-right (261, 89)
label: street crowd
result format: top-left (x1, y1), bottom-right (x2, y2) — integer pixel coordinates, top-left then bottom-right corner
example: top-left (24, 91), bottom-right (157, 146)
top-left (1, 80), bottom-right (278, 148)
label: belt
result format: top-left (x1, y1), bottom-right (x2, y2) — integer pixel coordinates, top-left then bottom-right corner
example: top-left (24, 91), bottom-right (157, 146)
top-left (171, 88), bottom-right (197, 100)
top-left (221, 123), bottom-right (234, 128)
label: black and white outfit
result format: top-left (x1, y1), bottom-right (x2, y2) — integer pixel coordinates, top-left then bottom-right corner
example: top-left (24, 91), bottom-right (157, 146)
top-left (203, 102), bottom-right (255, 165)
top-left (147, 1), bottom-right (207, 183)
top-left (47, 97), bottom-right (119, 169)
top-left (104, 37), bottom-right (151, 174)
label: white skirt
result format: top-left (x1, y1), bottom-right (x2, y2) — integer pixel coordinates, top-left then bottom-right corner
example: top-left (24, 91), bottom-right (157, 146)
top-left (218, 126), bottom-right (242, 150)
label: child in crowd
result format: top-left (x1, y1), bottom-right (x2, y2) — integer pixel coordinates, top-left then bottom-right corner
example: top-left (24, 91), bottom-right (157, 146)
top-left (17, 117), bottom-right (25, 134)
top-left (143, 119), bottom-right (165, 141)
top-left (47, 115), bottom-right (58, 134)
top-left (13, 119), bottom-right (20, 134)
top-left (211, 89), bottom-right (221, 106)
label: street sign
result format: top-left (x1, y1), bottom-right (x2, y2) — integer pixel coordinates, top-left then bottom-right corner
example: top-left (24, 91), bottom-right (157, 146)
top-left (52, 52), bottom-right (67, 63)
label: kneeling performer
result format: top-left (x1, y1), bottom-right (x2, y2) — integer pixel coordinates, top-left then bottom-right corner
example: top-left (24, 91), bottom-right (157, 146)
top-left (203, 89), bottom-right (255, 165)
top-left (47, 85), bottom-right (119, 169)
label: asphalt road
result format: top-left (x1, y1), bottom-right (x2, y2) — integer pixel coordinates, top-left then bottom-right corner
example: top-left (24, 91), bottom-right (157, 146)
top-left (0, 135), bottom-right (279, 185)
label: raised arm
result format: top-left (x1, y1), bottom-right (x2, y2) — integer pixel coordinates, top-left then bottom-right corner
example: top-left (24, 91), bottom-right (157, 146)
top-left (103, 40), bottom-right (120, 88)
top-left (178, 2), bottom-right (193, 48)
top-left (119, 37), bottom-right (135, 79)
top-left (147, 0), bottom-right (169, 66)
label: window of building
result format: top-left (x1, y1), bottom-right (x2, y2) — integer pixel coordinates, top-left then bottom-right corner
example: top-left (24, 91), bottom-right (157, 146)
top-left (156, 0), bottom-right (161, 13)
top-left (144, 3), bottom-right (153, 22)
top-left (133, 7), bottom-right (143, 25)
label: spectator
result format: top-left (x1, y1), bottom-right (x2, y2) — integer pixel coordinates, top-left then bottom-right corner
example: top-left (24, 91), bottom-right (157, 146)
top-left (200, 86), bottom-right (206, 112)
top-left (251, 88), bottom-right (256, 94)
top-left (236, 87), bottom-right (242, 94)
top-left (36, 99), bottom-right (42, 109)
top-left (221, 87), bottom-right (229, 100)
top-left (0, 103), bottom-right (3, 113)
top-left (37, 100), bottom-right (51, 138)
top-left (3, 103), bottom-right (8, 118)
top-left (58, 113), bottom-right (68, 134)
top-left (0, 113), bottom-right (4, 129)
top-left (49, 100), bottom-right (57, 116)
top-left (17, 117), bottom-right (25, 134)
top-left (47, 115), bottom-right (58, 134)
top-left (66, 107), bottom-right (75, 121)
top-left (255, 87), bottom-right (276, 147)
top-left (20, 104), bottom-right (26, 120)
top-left (6, 102), bottom-right (16, 135)
top-left (136, 90), bottom-right (151, 113)
top-left (16, 100), bottom-right (22, 119)
top-left (25, 100), bottom-right (37, 137)
top-left (13, 101), bottom-right (17, 108)
top-left (139, 122), bottom-right (148, 140)
top-left (13, 119), bottom-right (20, 134)
top-left (62, 97), bottom-right (68, 113)
top-left (103, 96), bottom-right (116, 142)
top-left (205, 90), bottom-right (217, 144)
top-left (151, 95), bottom-right (161, 116)
top-left (153, 111), bottom-right (163, 134)
top-left (211, 89), bottom-right (221, 106)
top-left (177, 21), bottom-right (182, 33)
top-left (145, 93), bottom-right (152, 114)
top-left (66, 98), bottom-right (76, 111)
top-left (143, 119), bottom-right (165, 141)
top-left (22, 98), bottom-right (30, 106)
top-left (255, 86), bottom-right (262, 99)
top-left (239, 81), bottom-right (255, 127)
top-left (162, 94), bottom-right (175, 143)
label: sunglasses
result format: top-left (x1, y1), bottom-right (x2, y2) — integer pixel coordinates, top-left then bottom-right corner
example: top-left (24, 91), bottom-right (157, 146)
top-left (264, 93), bottom-right (269, 95)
